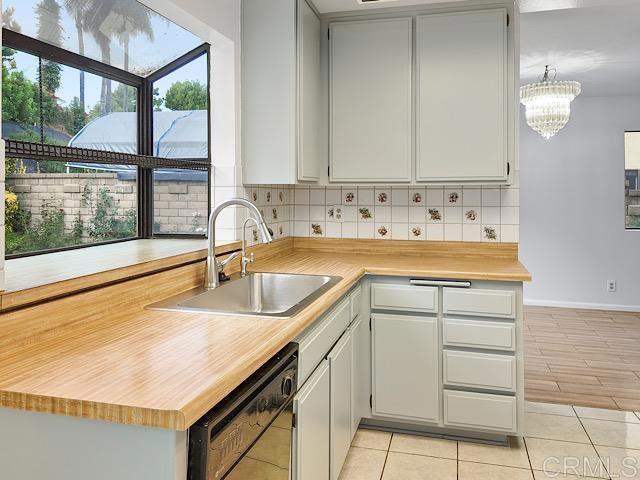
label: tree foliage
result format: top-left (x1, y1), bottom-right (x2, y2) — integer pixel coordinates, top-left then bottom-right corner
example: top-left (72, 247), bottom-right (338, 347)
top-left (165, 80), bottom-right (208, 111)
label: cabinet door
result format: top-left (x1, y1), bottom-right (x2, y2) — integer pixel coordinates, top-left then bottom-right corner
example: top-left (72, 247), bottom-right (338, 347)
top-left (416, 9), bottom-right (507, 182)
top-left (329, 333), bottom-right (352, 480)
top-left (293, 360), bottom-right (330, 480)
top-left (372, 314), bottom-right (439, 423)
top-left (298, 0), bottom-right (322, 181)
top-left (329, 18), bottom-right (413, 182)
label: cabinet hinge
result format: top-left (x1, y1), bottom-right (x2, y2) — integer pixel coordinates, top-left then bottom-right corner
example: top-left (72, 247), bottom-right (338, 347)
top-left (328, 165), bottom-right (330, 177)
top-left (507, 162), bottom-right (511, 176)
top-left (292, 412), bottom-right (297, 429)
top-left (327, 28), bottom-right (330, 40)
top-left (506, 14), bottom-right (510, 27)
top-left (369, 395), bottom-right (373, 409)
top-left (369, 317), bottom-right (372, 331)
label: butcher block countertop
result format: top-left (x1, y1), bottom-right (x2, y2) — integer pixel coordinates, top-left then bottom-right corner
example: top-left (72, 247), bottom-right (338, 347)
top-left (0, 238), bottom-right (530, 430)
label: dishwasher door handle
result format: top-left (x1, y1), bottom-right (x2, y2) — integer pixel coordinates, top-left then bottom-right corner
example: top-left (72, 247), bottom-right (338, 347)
top-left (410, 279), bottom-right (471, 288)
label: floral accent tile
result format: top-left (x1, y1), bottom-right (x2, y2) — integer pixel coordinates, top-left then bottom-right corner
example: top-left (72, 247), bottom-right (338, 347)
top-left (377, 225), bottom-right (389, 238)
top-left (410, 190), bottom-right (424, 205)
top-left (411, 225), bottom-right (425, 240)
top-left (252, 229), bottom-right (258, 242)
top-left (375, 187), bottom-right (390, 205)
top-left (278, 190), bottom-right (285, 204)
top-left (483, 226), bottom-right (499, 241)
top-left (377, 192), bottom-right (389, 204)
top-left (427, 208), bottom-right (443, 223)
top-left (446, 190), bottom-right (460, 204)
top-left (251, 190), bottom-right (258, 203)
top-left (343, 190), bottom-right (356, 204)
top-left (266, 191), bottom-right (272, 203)
top-left (311, 223), bottom-right (323, 236)
top-left (464, 208), bottom-right (480, 224)
top-left (278, 225), bottom-right (284, 236)
top-left (359, 207), bottom-right (373, 220)
top-left (272, 208), bottom-right (278, 220)
top-left (327, 208), bottom-right (334, 219)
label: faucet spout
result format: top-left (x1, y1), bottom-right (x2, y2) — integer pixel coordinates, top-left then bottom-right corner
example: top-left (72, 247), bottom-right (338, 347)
top-left (206, 198), bottom-right (273, 290)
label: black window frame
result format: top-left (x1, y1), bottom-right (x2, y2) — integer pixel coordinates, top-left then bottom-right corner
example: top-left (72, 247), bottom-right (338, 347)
top-left (2, 28), bottom-right (212, 258)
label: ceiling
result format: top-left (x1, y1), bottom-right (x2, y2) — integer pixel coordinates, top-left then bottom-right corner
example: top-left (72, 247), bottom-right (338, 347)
top-left (520, 1), bottom-right (640, 97)
top-left (311, 0), bottom-right (640, 98)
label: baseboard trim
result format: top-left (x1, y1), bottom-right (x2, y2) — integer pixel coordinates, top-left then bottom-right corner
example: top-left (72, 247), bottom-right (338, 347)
top-left (524, 298), bottom-right (640, 313)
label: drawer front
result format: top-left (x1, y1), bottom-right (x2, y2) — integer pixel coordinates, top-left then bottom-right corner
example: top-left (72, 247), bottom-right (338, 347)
top-left (371, 284), bottom-right (438, 313)
top-left (443, 288), bottom-right (516, 318)
top-left (443, 318), bottom-right (515, 351)
top-left (299, 298), bottom-right (351, 384)
top-left (443, 350), bottom-right (516, 392)
top-left (444, 390), bottom-right (517, 433)
top-left (350, 285), bottom-right (362, 321)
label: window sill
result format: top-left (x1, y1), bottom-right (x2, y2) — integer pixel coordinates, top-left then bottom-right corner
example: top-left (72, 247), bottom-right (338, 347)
top-left (2, 239), bottom-right (241, 311)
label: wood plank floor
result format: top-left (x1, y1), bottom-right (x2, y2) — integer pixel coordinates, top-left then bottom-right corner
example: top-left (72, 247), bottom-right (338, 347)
top-left (524, 305), bottom-right (640, 410)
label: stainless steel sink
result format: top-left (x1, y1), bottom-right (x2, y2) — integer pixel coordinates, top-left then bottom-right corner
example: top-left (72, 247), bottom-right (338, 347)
top-left (147, 272), bottom-right (342, 318)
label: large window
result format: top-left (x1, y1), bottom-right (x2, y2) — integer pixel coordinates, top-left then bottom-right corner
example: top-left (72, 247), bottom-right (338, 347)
top-left (2, 0), bottom-right (211, 257)
top-left (626, 131), bottom-right (640, 230)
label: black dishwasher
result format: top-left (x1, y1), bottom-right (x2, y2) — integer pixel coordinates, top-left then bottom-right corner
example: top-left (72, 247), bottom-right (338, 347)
top-left (188, 343), bottom-right (298, 480)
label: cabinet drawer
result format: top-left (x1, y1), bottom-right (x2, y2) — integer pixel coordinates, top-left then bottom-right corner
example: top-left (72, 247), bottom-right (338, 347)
top-left (443, 288), bottom-right (516, 318)
top-left (371, 284), bottom-right (438, 313)
top-left (443, 318), bottom-right (515, 351)
top-left (299, 298), bottom-right (351, 384)
top-left (443, 350), bottom-right (516, 392)
top-left (444, 390), bottom-right (517, 433)
top-left (350, 285), bottom-right (362, 321)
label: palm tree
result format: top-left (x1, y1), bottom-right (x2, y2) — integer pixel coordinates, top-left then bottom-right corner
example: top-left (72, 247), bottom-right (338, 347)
top-left (64, 0), bottom-right (154, 115)
top-left (64, 0), bottom-right (91, 111)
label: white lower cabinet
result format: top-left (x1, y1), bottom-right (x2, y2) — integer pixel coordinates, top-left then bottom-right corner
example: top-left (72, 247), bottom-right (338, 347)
top-left (371, 313), bottom-right (439, 423)
top-left (329, 333), bottom-right (352, 480)
top-left (293, 359), bottom-right (331, 480)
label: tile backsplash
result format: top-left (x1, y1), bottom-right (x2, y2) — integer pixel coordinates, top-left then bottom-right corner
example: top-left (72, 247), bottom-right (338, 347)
top-left (243, 173), bottom-right (519, 244)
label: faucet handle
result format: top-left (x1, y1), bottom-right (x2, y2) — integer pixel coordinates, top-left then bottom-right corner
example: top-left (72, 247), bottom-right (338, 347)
top-left (217, 251), bottom-right (241, 270)
top-left (249, 252), bottom-right (255, 264)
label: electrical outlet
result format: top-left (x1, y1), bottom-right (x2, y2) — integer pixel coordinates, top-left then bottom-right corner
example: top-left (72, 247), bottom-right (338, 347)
top-left (333, 205), bottom-right (344, 223)
top-left (607, 280), bottom-right (617, 293)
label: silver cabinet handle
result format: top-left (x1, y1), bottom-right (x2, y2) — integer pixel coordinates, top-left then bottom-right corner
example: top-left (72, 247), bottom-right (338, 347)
top-left (410, 279), bottom-right (471, 288)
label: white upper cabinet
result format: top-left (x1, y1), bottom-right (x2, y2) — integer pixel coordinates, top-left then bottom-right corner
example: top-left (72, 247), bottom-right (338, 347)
top-left (416, 9), bottom-right (508, 183)
top-left (329, 19), bottom-right (413, 182)
top-left (242, 0), bottom-right (322, 184)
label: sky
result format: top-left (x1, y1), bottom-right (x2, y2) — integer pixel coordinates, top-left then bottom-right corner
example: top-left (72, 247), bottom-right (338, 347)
top-left (5, 0), bottom-right (208, 113)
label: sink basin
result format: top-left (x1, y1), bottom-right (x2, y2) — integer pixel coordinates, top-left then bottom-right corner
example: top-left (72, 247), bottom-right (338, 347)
top-left (147, 272), bottom-right (342, 318)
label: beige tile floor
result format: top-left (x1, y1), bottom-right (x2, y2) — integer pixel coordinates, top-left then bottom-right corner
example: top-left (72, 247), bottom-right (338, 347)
top-left (339, 401), bottom-right (640, 479)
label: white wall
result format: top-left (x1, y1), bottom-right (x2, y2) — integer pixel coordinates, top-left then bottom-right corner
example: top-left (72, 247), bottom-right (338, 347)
top-left (520, 95), bottom-right (640, 311)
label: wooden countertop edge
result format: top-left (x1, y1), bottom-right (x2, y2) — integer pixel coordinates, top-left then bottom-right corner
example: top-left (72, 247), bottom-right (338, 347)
top-left (0, 241), bottom-right (242, 311)
top-left (363, 266), bottom-right (531, 282)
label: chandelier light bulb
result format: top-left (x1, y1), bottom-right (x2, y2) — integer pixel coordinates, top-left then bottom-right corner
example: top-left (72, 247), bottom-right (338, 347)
top-left (520, 66), bottom-right (581, 139)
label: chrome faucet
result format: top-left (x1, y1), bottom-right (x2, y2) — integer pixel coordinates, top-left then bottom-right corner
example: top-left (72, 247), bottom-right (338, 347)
top-left (206, 198), bottom-right (273, 290)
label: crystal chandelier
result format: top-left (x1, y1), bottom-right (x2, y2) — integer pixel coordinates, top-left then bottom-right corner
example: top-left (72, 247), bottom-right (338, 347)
top-left (520, 66), bottom-right (581, 139)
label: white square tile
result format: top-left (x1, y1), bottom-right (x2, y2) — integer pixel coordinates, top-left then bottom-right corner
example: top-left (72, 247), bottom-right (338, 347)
top-left (293, 221), bottom-right (309, 236)
top-left (482, 206), bottom-right (500, 224)
top-left (357, 187), bottom-right (373, 205)
top-left (325, 222), bottom-right (342, 238)
top-left (426, 187), bottom-right (444, 206)
top-left (501, 225), bottom-right (519, 242)
top-left (501, 187), bottom-right (520, 207)
top-left (426, 223), bottom-right (444, 240)
top-left (342, 205), bottom-right (357, 222)
top-left (444, 223), bottom-right (462, 241)
top-left (358, 223), bottom-right (374, 239)
top-left (462, 224), bottom-right (482, 242)
top-left (444, 206), bottom-right (462, 223)
top-left (501, 206), bottom-right (519, 225)
top-left (309, 188), bottom-right (325, 205)
top-left (310, 205), bottom-right (325, 222)
top-left (482, 188), bottom-right (501, 206)
top-left (375, 206), bottom-right (392, 223)
top-left (325, 187), bottom-right (341, 205)
top-left (462, 188), bottom-right (481, 206)
top-left (392, 223), bottom-right (409, 240)
top-left (463, 207), bottom-right (481, 224)
top-left (392, 206), bottom-right (409, 223)
top-left (294, 187), bottom-right (310, 205)
top-left (392, 187), bottom-right (409, 206)
top-left (294, 205), bottom-right (309, 221)
top-left (409, 207), bottom-right (426, 223)
top-left (342, 222), bottom-right (358, 238)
